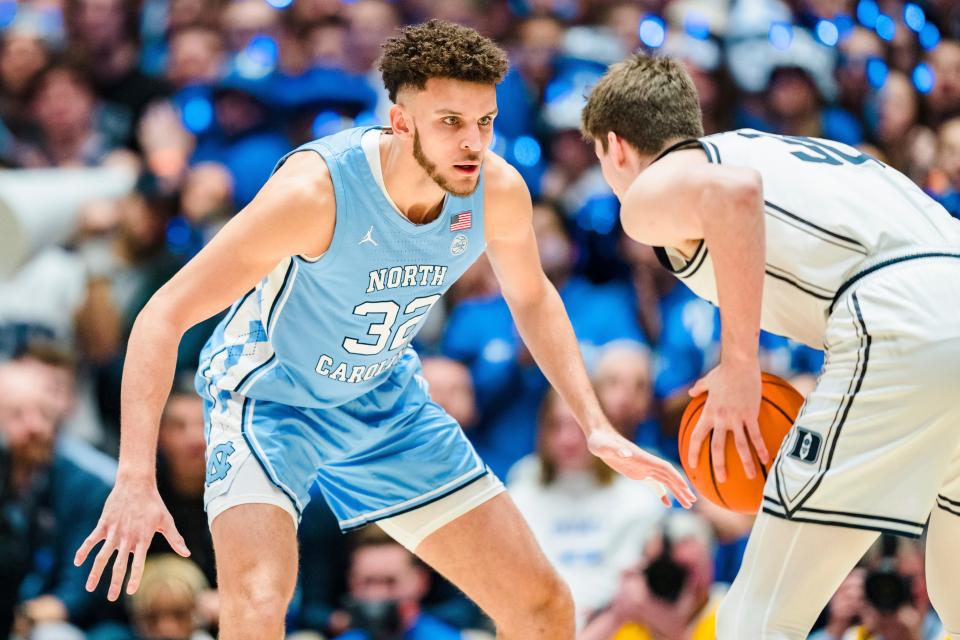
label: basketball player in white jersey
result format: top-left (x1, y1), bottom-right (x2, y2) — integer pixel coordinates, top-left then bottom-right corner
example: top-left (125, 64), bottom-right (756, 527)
top-left (73, 23), bottom-right (695, 640)
top-left (582, 55), bottom-right (960, 639)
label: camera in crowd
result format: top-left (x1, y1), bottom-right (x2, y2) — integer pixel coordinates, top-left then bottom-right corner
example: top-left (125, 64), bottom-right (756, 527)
top-left (863, 535), bottom-right (914, 614)
top-left (643, 535), bottom-right (689, 603)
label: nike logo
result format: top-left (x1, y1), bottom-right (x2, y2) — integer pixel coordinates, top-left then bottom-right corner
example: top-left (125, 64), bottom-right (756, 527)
top-left (359, 226), bottom-right (378, 246)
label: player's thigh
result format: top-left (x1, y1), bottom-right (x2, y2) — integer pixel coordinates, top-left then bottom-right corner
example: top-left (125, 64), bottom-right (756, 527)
top-left (413, 492), bottom-right (570, 621)
top-left (212, 503), bottom-right (299, 607)
top-left (719, 512), bottom-right (877, 640)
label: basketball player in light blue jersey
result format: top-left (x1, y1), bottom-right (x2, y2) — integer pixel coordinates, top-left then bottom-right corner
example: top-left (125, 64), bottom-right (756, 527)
top-left (74, 21), bottom-right (695, 640)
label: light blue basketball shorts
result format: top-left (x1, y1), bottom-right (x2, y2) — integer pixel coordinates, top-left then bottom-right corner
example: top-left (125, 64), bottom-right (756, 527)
top-left (196, 351), bottom-right (493, 532)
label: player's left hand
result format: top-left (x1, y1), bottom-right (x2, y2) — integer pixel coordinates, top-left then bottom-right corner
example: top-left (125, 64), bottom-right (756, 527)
top-left (687, 358), bottom-right (769, 483)
top-left (588, 428), bottom-right (696, 508)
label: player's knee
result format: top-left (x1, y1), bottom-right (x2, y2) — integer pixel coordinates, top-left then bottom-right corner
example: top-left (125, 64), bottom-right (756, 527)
top-left (221, 574), bottom-right (293, 625)
top-left (520, 569), bottom-right (574, 625)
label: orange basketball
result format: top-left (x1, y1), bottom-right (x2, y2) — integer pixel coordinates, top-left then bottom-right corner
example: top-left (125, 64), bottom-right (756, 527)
top-left (678, 372), bottom-right (805, 514)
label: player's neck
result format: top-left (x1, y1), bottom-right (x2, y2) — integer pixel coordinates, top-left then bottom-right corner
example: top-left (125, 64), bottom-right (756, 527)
top-left (379, 132), bottom-right (447, 225)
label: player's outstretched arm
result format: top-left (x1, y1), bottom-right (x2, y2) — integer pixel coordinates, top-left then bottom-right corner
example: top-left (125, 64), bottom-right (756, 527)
top-left (483, 157), bottom-right (695, 508)
top-left (74, 152), bottom-right (337, 601)
top-left (620, 151), bottom-right (769, 483)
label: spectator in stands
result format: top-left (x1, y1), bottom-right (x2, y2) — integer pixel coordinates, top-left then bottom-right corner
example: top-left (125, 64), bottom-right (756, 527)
top-left (0, 360), bottom-right (117, 633)
top-left (870, 70), bottom-right (937, 184)
top-left (338, 527), bottom-right (467, 640)
top-left (929, 115), bottom-right (960, 218)
top-left (15, 340), bottom-right (106, 460)
top-left (165, 26), bottom-right (226, 91)
top-left (151, 377), bottom-right (216, 588)
top-left (124, 555), bottom-right (214, 640)
top-left (925, 40), bottom-right (960, 127)
top-left (64, 0), bottom-right (169, 147)
top-left (849, 538), bottom-right (947, 640)
top-left (808, 569), bottom-right (867, 640)
top-left (508, 390), bottom-right (663, 626)
top-left (593, 341), bottom-right (663, 455)
top-left (420, 356), bottom-right (478, 431)
top-left (580, 511), bottom-right (724, 640)
top-left (0, 10), bottom-right (54, 140)
top-left (16, 60), bottom-right (121, 168)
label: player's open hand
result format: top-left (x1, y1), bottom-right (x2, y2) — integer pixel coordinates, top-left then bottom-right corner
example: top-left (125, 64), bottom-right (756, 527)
top-left (588, 428), bottom-right (697, 508)
top-left (74, 478), bottom-right (190, 601)
top-left (687, 359), bottom-right (768, 483)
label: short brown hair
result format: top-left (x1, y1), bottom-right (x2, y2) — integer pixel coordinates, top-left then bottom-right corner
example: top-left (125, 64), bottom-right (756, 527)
top-left (378, 19), bottom-right (508, 103)
top-left (581, 54), bottom-right (704, 154)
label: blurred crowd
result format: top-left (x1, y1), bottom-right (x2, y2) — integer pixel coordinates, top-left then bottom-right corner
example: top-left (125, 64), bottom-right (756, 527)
top-left (1, 0), bottom-right (959, 638)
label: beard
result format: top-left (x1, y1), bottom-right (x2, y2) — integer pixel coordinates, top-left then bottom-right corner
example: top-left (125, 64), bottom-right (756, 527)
top-left (413, 128), bottom-right (481, 197)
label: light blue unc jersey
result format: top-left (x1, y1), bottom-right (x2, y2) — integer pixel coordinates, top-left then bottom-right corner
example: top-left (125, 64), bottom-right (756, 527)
top-left (197, 127), bottom-right (487, 409)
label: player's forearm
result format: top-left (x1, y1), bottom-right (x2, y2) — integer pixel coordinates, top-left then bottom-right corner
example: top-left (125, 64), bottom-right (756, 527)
top-left (116, 302), bottom-right (185, 484)
top-left (701, 176), bottom-right (765, 363)
top-left (508, 281), bottom-right (608, 434)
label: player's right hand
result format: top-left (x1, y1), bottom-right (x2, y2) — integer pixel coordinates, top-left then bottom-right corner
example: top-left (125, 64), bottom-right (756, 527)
top-left (686, 358), bottom-right (769, 483)
top-left (74, 479), bottom-right (190, 601)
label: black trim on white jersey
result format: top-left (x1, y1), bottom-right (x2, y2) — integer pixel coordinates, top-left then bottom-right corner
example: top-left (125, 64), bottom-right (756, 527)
top-left (653, 241), bottom-right (708, 279)
top-left (774, 292), bottom-right (870, 512)
top-left (830, 252), bottom-right (960, 314)
top-left (937, 495), bottom-right (960, 518)
top-left (761, 503), bottom-right (925, 539)
top-left (763, 201), bottom-right (869, 255)
top-left (764, 264), bottom-right (835, 301)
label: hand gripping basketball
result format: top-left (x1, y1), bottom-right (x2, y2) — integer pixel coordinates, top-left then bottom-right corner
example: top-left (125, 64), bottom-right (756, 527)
top-left (680, 365), bottom-right (804, 514)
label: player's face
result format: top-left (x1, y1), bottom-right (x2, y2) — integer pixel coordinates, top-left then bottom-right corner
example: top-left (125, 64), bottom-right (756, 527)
top-left (401, 78), bottom-right (498, 196)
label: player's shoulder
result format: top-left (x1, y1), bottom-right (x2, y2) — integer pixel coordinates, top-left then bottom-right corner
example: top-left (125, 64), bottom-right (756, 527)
top-left (270, 149), bottom-right (334, 197)
top-left (482, 151), bottom-right (530, 205)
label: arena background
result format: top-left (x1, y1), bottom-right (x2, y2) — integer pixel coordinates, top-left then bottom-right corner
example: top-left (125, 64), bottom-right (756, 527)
top-left (1, 0), bottom-right (958, 638)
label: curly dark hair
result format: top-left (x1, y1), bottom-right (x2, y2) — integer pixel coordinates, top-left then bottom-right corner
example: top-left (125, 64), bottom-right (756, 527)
top-left (378, 19), bottom-right (509, 103)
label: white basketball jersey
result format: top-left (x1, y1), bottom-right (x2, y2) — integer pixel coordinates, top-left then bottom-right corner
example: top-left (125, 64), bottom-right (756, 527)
top-left (655, 129), bottom-right (960, 348)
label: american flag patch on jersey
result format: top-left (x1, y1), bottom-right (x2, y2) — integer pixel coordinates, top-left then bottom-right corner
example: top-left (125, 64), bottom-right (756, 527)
top-left (450, 210), bottom-right (472, 231)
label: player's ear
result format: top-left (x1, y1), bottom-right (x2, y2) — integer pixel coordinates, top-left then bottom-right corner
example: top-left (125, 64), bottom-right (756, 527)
top-left (389, 104), bottom-right (413, 141)
top-left (608, 131), bottom-right (626, 168)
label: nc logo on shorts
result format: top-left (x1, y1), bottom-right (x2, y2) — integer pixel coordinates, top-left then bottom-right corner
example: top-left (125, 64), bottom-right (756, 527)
top-left (787, 428), bottom-right (823, 464)
top-left (206, 441), bottom-right (236, 485)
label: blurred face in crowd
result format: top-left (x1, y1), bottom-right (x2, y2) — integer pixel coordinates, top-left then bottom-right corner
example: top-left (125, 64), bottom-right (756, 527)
top-left (532, 203), bottom-right (574, 282)
top-left (876, 71), bottom-right (919, 143)
top-left (0, 33), bottom-right (50, 95)
top-left (927, 41), bottom-right (960, 118)
top-left (159, 393), bottom-right (207, 490)
top-left (350, 543), bottom-right (428, 605)
top-left (305, 21), bottom-right (349, 69)
top-left (346, 0), bottom-right (401, 72)
top-left (134, 586), bottom-right (196, 640)
top-left (420, 357), bottom-right (477, 429)
top-left (18, 358), bottom-right (77, 425)
top-left (0, 363), bottom-right (60, 469)
top-left (181, 163), bottom-right (234, 223)
top-left (31, 67), bottom-right (95, 138)
top-left (937, 117), bottom-right (960, 186)
top-left (606, 3), bottom-right (644, 54)
top-left (768, 67), bottom-right (820, 121)
top-left (516, 15), bottom-right (563, 90)
top-left (74, 0), bottom-right (128, 50)
top-left (221, 0), bottom-right (279, 53)
top-left (393, 78), bottom-right (497, 197)
top-left (166, 27), bottom-right (225, 89)
top-left (541, 395), bottom-right (592, 474)
top-left (838, 28), bottom-right (885, 107)
top-left (594, 345), bottom-right (653, 435)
